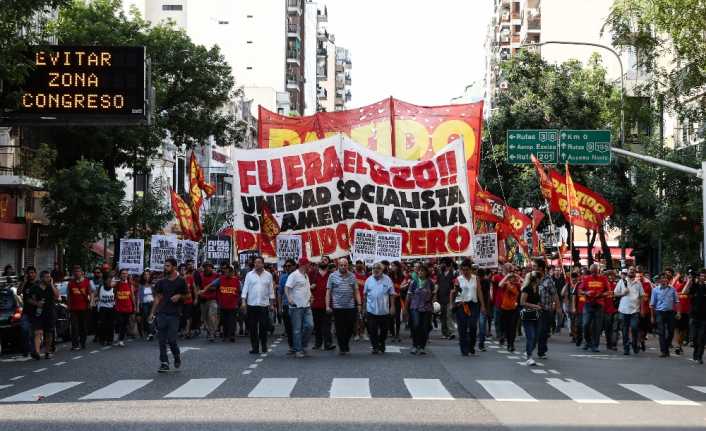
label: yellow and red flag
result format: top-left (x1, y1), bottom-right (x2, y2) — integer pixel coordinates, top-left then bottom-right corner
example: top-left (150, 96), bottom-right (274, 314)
top-left (170, 189), bottom-right (199, 241)
top-left (531, 154), bottom-right (554, 202)
top-left (565, 163), bottom-right (580, 221)
top-left (531, 208), bottom-right (545, 256)
top-left (183, 152), bottom-right (217, 240)
top-left (260, 199), bottom-right (280, 243)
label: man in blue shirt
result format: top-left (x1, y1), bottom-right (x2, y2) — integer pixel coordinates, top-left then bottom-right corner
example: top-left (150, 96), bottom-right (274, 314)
top-left (363, 262), bottom-right (396, 354)
top-left (278, 259), bottom-right (296, 354)
top-left (650, 272), bottom-right (681, 357)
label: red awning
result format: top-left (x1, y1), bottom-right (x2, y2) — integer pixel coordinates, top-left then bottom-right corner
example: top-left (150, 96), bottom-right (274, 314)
top-left (0, 222), bottom-right (26, 240)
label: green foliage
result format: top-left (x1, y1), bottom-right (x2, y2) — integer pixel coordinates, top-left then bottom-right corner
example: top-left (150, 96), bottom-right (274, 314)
top-left (202, 197), bottom-right (233, 239)
top-left (42, 160), bottom-right (125, 266)
top-left (0, 0), bottom-right (69, 110)
top-left (122, 180), bottom-right (171, 239)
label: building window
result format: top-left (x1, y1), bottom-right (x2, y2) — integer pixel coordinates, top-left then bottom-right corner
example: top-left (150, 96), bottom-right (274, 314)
top-left (246, 40), bottom-right (253, 44)
top-left (218, 20), bottom-right (229, 25)
top-left (246, 66), bottom-right (253, 70)
top-left (162, 4), bottom-right (183, 11)
top-left (246, 14), bottom-right (253, 18)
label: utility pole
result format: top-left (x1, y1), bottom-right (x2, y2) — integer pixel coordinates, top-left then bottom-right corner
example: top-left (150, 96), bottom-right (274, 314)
top-left (611, 147), bottom-right (706, 266)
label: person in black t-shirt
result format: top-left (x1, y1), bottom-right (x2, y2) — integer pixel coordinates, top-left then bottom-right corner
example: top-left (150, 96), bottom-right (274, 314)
top-left (149, 258), bottom-right (187, 373)
top-left (28, 271), bottom-right (60, 360)
top-left (684, 269), bottom-right (706, 364)
top-left (19, 266), bottom-right (40, 357)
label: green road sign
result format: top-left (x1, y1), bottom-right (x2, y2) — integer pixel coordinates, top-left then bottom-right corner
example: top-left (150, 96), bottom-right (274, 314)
top-left (558, 130), bottom-right (612, 165)
top-left (507, 129), bottom-right (559, 164)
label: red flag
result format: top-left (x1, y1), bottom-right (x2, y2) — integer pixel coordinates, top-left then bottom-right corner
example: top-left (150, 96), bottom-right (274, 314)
top-left (170, 189), bottom-right (198, 241)
top-left (565, 163), bottom-right (580, 221)
top-left (531, 154), bottom-right (554, 202)
top-left (503, 206), bottom-right (532, 248)
top-left (531, 209), bottom-right (545, 256)
top-left (186, 152), bottom-right (217, 240)
top-left (473, 188), bottom-right (506, 224)
top-left (548, 169), bottom-right (613, 231)
top-left (260, 199), bottom-right (280, 245)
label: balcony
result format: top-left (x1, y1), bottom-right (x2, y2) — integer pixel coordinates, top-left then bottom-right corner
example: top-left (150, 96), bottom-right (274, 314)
top-left (287, 0), bottom-right (301, 14)
top-left (286, 49), bottom-right (300, 64)
top-left (287, 23), bottom-right (300, 38)
top-left (317, 87), bottom-right (327, 100)
top-left (511, 34), bottom-right (520, 44)
top-left (345, 75), bottom-right (351, 85)
top-left (527, 16), bottom-right (541, 31)
top-left (317, 7), bottom-right (327, 22)
top-left (286, 74), bottom-right (300, 90)
top-left (0, 146), bottom-right (45, 189)
top-left (345, 91), bottom-right (351, 102)
top-left (316, 66), bottom-right (327, 80)
top-left (335, 63), bottom-right (344, 73)
top-left (317, 29), bottom-right (329, 41)
top-left (317, 45), bottom-right (327, 57)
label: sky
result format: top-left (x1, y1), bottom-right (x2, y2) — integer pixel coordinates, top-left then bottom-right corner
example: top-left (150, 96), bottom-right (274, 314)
top-left (324, 0), bottom-right (493, 107)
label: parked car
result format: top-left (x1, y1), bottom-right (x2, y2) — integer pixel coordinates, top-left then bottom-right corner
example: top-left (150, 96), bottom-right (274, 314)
top-left (0, 283), bottom-right (22, 354)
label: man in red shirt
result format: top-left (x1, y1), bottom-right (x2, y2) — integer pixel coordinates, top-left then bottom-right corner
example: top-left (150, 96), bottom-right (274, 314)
top-left (178, 264), bottom-right (195, 339)
top-left (67, 265), bottom-right (93, 350)
top-left (309, 260), bottom-right (335, 350)
top-left (602, 270), bottom-right (619, 351)
top-left (491, 266), bottom-right (507, 346)
top-left (638, 268), bottom-right (653, 351)
top-left (579, 264), bottom-right (609, 352)
top-left (196, 262), bottom-right (220, 341)
top-left (672, 271), bottom-right (691, 355)
top-left (113, 269), bottom-right (135, 347)
top-left (204, 264), bottom-right (240, 342)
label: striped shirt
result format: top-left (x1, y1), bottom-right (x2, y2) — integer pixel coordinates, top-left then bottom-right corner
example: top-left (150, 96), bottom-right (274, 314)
top-left (326, 270), bottom-right (357, 309)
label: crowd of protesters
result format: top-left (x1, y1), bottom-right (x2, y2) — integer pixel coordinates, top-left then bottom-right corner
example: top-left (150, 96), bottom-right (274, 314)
top-left (6, 254), bottom-right (706, 371)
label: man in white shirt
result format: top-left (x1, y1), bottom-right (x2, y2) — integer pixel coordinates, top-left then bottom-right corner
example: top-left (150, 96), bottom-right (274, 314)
top-left (614, 266), bottom-right (645, 355)
top-left (240, 256), bottom-right (275, 354)
top-left (285, 257), bottom-right (314, 357)
top-left (452, 259), bottom-right (486, 356)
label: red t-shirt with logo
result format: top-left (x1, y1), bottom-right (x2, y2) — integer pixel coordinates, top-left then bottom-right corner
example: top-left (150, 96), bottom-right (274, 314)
top-left (199, 271), bottom-right (219, 301)
top-left (582, 275), bottom-right (609, 305)
top-left (183, 275), bottom-right (194, 305)
top-left (115, 280), bottom-right (134, 314)
top-left (68, 278), bottom-right (92, 311)
top-left (492, 274), bottom-right (504, 308)
top-left (217, 276), bottom-right (240, 310)
top-left (603, 280), bottom-right (617, 314)
top-left (675, 280), bottom-right (691, 314)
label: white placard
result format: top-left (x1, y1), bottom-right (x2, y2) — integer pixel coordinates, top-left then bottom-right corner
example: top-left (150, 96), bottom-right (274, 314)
top-left (472, 233), bottom-right (498, 269)
top-left (352, 229), bottom-right (402, 266)
top-left (149, 235), bottom-right (178, 270)
top-left (119, 239), bottom-right (144, 275)
top-left (276, 234), bottom-right (303, 270)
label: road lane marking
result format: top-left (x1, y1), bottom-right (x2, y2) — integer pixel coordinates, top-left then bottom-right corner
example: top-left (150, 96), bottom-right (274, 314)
top-left (477, 380), bottom-right (537, 402)
top-left (330, 378), bottom-right (371, 398)
top-left (81, 379), bottom-right (152, 400)
top-left (89, 350), bottom-right (99, 354)
top-left (165, 378), bottom-right (226, 398)
top-left (54, 362), bottom-right (67, 366)
top-left (72, 356), bottom-right (83, 360)
top-left (248, 364), bottom-right (258, 369)
top-left (260, 354), bottom-right (268, 357)
top-left (248, 378), bottom-right (297, 398)
top-left (9, 376), bottom-right (24, 381)
top-left (549, 370), bottom-right (560, 374)
top-left (547, 378), bottom-right (618, 404)
top-left (506, 356), bottom-right (520, 359)
top-left (689, 386), bottom-right (706, 394)
top-left (1, 381), bottom-right (82, 402)
top-left (101, 346), bottom-right (111, 350)
top-left (530, 369), bottom-right (547, 374)
top-left (242, 370), bottom-right (252, 375)
top-left (0, 385), bottom-right (13, 391)
top-left (497, 350), bottom-right (510, 354)
top-left (255, 359), bottom-right (263, 363)
top-left (404, 379), bottom-right (454, 400)
top-left (33, 368), bottom-right (47, 373)
top-left (620, 384), bottom-right (700, 406)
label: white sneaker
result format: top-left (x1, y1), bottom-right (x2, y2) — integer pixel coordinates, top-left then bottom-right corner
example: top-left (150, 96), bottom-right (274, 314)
top-left (118, 341), bottom-right (125, 347)
top-left (526, 358), bottom-right (536, 366)
top-left (354, 336), bottom-right (360, 341)
top-left (364, 335), bottom-right (369, 341)
top-left (523, 352), bottom-right (528, 359)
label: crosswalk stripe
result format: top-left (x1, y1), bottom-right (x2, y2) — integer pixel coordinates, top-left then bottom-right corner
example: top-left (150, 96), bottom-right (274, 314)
top-left (164, 378), bottom-right (225, 398)
top-left (0, 382), bottom-right (82, 402)
top-left (0, 385), bottom-right (13, 391)
top-left (689, 386), bottom-right (706, 394)
top-left (547, 378), bottom-right (617, 404)
top-left (404, 379), bottom-right (454, 400)
top-left (620, 384), bottom-right (700, 406)
top-left (248, 378), bottom-right (297, 398)
top-left (330, 378), bottom-right (371, 398)
top-left (80, 379), bottom-right (152, 400)
top-left (477, 380), bottom-right (537, 402)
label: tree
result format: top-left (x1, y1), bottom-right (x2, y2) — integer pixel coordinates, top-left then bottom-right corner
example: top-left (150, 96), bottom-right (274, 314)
top-left (121, 180), bottom-right (171, 239)
top-left (43, 160), bottom-right (125, 266)
top-left (0, 0), bottom-right (70, 110)
top-left (484, 51), bottom-right (633, 268)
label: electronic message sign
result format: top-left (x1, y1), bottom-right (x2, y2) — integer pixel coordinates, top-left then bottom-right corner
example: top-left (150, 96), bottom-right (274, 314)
top-left (1, 46), bottom-right (147, 126)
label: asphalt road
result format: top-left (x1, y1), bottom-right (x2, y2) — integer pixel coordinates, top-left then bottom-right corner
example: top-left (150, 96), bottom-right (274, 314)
top-left (0, 324), bottom-right (705, 431)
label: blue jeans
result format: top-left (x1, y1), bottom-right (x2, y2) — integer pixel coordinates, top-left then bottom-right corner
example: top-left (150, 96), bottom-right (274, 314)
top-left (156, 314), bottom-right (180, 364)
top-left (583, 303), bottom-right (603, 349)
top-left (621, 312), bottom-right (639, 353)
top-left (522, 317), bottom-right (540, 358)
top-left (655, 310), bottom-right (675, 355)
top-left (493, 307), bottom-right (504, 341)
top-left (455, 302), bottom-right (480, 355)
top-left (479, 311), bottom-right (489, 349)
top-left (19, 314), bottom-right (34, 355)
top-left (289, 307), bottom-right (313, 353)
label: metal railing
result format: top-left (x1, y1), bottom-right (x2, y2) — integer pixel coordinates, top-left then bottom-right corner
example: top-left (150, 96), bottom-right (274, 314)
top-left (0, 145), bottom-right (41, 178)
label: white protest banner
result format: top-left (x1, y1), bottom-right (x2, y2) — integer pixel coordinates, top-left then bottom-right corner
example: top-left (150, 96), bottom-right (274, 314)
top-left (181, 240), bottom-right (198, 264)
top-left (472, 233), bottom-right (498, 269)
top-left (232, 135), bottom-right (473, 260)
top-left (205, 236), bottom-right (232, 267)
top-left (175, 240), bottom-right (184, 264)
top-left (352, 229), bottom-right (402, 266)
top-left (149, 235), bottom-right (178, 270)
top-left (352, 229), bottom-right (377, 266)
top-left (375, 231), bottom-right (402, 263)
top-left (276, 234), bottom-right (303, 270)
top-left (119, 239), bottom-right (144, 275)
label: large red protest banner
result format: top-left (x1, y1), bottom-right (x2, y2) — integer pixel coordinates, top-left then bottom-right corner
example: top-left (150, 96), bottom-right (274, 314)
top-left (258, 97), bottom-right (483, 200)
top-left (234, 135), bottom-right (473, 260)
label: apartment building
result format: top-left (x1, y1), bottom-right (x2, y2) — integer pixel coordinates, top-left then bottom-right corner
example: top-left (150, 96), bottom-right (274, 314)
top-left (315, 5), bottom-right (351, 113)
